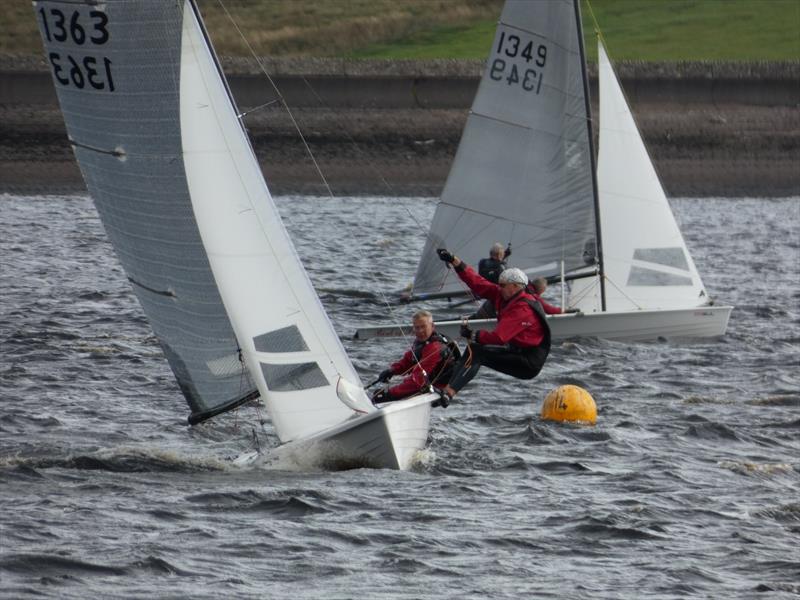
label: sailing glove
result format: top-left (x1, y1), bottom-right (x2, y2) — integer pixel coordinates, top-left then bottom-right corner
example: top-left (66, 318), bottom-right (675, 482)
top-left (378, 368), bottom-right (393, 383)
top-left (460, 323), bottom-right (473, 341)
top-left (372, 389), bottom-right (393, 404)
top-left (437, 248), bottom-right (455, 264)
top-left (504, 244), bottom-right (512, 259)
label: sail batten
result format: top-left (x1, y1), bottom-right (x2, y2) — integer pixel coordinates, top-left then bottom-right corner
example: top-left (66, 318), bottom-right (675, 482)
top-left (467, 109), bottom-right (598, 142)
top-left (33, 0), bottom-right (262, 422)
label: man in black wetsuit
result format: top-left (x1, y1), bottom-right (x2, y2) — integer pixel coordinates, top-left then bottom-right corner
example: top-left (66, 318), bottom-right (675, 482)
top-left (436, 250), bottom-right (551, 403)
top-left (477, 242), bottom-right (511, 284)
top-left (471, 242), bottom-right (512, 319)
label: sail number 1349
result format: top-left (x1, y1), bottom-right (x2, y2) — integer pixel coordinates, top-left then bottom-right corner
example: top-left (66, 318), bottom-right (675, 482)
top-left (489, 31), bottom-right (547, 94)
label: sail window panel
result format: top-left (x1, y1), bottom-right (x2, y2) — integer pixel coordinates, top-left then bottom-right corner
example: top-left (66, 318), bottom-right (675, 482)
top-left (206, 353), bottom-right (245, 378)
top-left (160, 338), bottom-right (253, 413)
top-left (260, 362), bottom-right (329, 392)
top-left (253, 326), bottom-right (309, 353)
top-left (627, 267), bottom-right (693, 287)
top-left (632, 248), bottom-right (690, 271)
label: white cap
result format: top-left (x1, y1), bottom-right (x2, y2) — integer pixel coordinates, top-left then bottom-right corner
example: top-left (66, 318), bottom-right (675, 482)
top-left (498, 267), bottom-right (528, 286)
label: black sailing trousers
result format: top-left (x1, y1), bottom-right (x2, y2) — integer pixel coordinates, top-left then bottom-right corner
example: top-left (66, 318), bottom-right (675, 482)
top-left (447, 342), bottom-right (548, 393)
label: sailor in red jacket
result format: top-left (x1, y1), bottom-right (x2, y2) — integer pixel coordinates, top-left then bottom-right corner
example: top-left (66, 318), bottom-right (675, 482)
top-left (528, 276), bottom-right (579, 315)
top-left (372, 310), bottom-right (457, 405)
top-left (436, 249), bottom-right (551, 402)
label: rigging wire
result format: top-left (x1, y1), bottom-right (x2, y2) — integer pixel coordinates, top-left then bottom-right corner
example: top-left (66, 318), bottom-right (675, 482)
top-left (293, 76), bottom-right (398, 195)
top-left (214, 0), bottom-right (334, 198)
top-left (236, 98), bottom-right (281, 119)
top-left (215, 1), bottom-right (403, 198)
top-left (583, 0), bottom-right (606, 48)
top-left (602, 274), bottom-right (644, 310)
top-left (214, 0), bottom-right (485, 310)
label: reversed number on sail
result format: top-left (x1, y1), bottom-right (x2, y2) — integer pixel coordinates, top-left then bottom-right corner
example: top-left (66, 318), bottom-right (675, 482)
top-left (489, 31), bottom-right (547, 94)
top-left (37, 6), bottom-right (115, 92)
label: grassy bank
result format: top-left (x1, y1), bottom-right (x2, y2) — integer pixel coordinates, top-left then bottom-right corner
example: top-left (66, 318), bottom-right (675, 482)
top-left (348, 0), bottom-right (800, 61)
top-left (6, 0), bottom-right (799, 60)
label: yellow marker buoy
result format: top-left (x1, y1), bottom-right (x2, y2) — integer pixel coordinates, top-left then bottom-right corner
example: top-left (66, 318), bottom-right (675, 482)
top-left (541, 385), bottom-right (597, 425)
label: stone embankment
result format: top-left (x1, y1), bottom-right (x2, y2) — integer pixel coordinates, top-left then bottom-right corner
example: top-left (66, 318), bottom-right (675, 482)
top-left (1, 55), bottom-right (797, 196)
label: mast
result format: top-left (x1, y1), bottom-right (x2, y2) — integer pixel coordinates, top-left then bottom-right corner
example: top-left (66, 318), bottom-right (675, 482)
top-left (574, 0), bottom-right (606, 311)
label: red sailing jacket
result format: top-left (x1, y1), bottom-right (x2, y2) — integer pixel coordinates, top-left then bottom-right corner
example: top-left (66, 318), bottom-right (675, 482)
top-left (457, 264), bottom-right (546, 348)
top-left (528, 289), bottom-right (563, 315)
top-left (388, 333), bottom-right (448, 399)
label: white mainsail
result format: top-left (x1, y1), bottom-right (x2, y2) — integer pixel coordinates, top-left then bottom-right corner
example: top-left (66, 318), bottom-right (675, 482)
top-left (34, 0), bottom-right (375, 442)
top-left (569, 41), bottom-right (709, 313)
top-left (411, 0), bottom-right (598, 298)
top-left (179, 1), bottom-right (372, 442)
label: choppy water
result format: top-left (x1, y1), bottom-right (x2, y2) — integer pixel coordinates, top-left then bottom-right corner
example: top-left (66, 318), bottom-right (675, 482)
top-left (1, 194), bottom-right (798, 599)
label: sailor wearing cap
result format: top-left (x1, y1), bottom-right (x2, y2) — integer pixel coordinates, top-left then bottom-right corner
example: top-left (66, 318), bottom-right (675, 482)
top-left (435, 249), bottom-right (551, 403)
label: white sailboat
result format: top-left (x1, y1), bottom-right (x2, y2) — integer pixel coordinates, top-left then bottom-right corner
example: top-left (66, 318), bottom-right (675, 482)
top-left (35, 0), bottom-right (437, 470)
top-left (355, 0), bottom-right (732, 342)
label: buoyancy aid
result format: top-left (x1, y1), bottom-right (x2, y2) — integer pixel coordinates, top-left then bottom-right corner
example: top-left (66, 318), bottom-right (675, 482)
top-left (478, 257), bottom-right (507, 283)
top-left (520, 298), bottom-right (552, 355)
top-left (412, 332), bottom-right (461, 386)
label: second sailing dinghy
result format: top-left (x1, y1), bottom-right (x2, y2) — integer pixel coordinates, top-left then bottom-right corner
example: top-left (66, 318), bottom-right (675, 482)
top-left (355, 0), bottom-right (732, 343)
top-left (35, 0), bottom-right (437, 470)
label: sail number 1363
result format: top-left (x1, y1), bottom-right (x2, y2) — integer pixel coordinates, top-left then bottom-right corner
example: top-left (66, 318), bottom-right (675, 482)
top-left (490, 31), bottom-right (547, 94)
top-left (38, 6), bottom-right (115, 92)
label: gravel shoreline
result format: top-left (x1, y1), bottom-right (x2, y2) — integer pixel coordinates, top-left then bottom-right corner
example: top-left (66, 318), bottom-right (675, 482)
top-left (2, 57), bottom-right (798, 197)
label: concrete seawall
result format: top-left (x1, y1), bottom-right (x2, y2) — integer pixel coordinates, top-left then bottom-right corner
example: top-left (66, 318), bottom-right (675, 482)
top-left (1, 56), bottom-right (798, 196)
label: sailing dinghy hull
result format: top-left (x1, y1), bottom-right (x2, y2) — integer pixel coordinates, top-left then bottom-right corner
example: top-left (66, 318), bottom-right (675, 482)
top-left (354, 305), bottom-right (732, 343)
top-left (234, 393), bottom-right (437, 470)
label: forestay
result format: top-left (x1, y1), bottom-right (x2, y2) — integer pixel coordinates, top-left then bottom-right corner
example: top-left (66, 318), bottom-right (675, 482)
top-left (569, 41), bottom-right (708, 312)
top-left (412, 0), bottom-right (597, 297)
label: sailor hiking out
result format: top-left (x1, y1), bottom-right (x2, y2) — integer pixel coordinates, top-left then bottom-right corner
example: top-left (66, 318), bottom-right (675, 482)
top-left (436, 249), bottom-right (551, 403)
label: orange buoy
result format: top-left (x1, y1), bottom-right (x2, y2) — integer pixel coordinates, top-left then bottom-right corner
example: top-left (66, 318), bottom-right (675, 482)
top-left (541, 385), bottom-right (597, 425)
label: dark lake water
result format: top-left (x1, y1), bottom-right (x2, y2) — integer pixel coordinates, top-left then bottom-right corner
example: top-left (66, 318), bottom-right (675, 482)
top-left (1, 193), bottom-right (798, 599)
